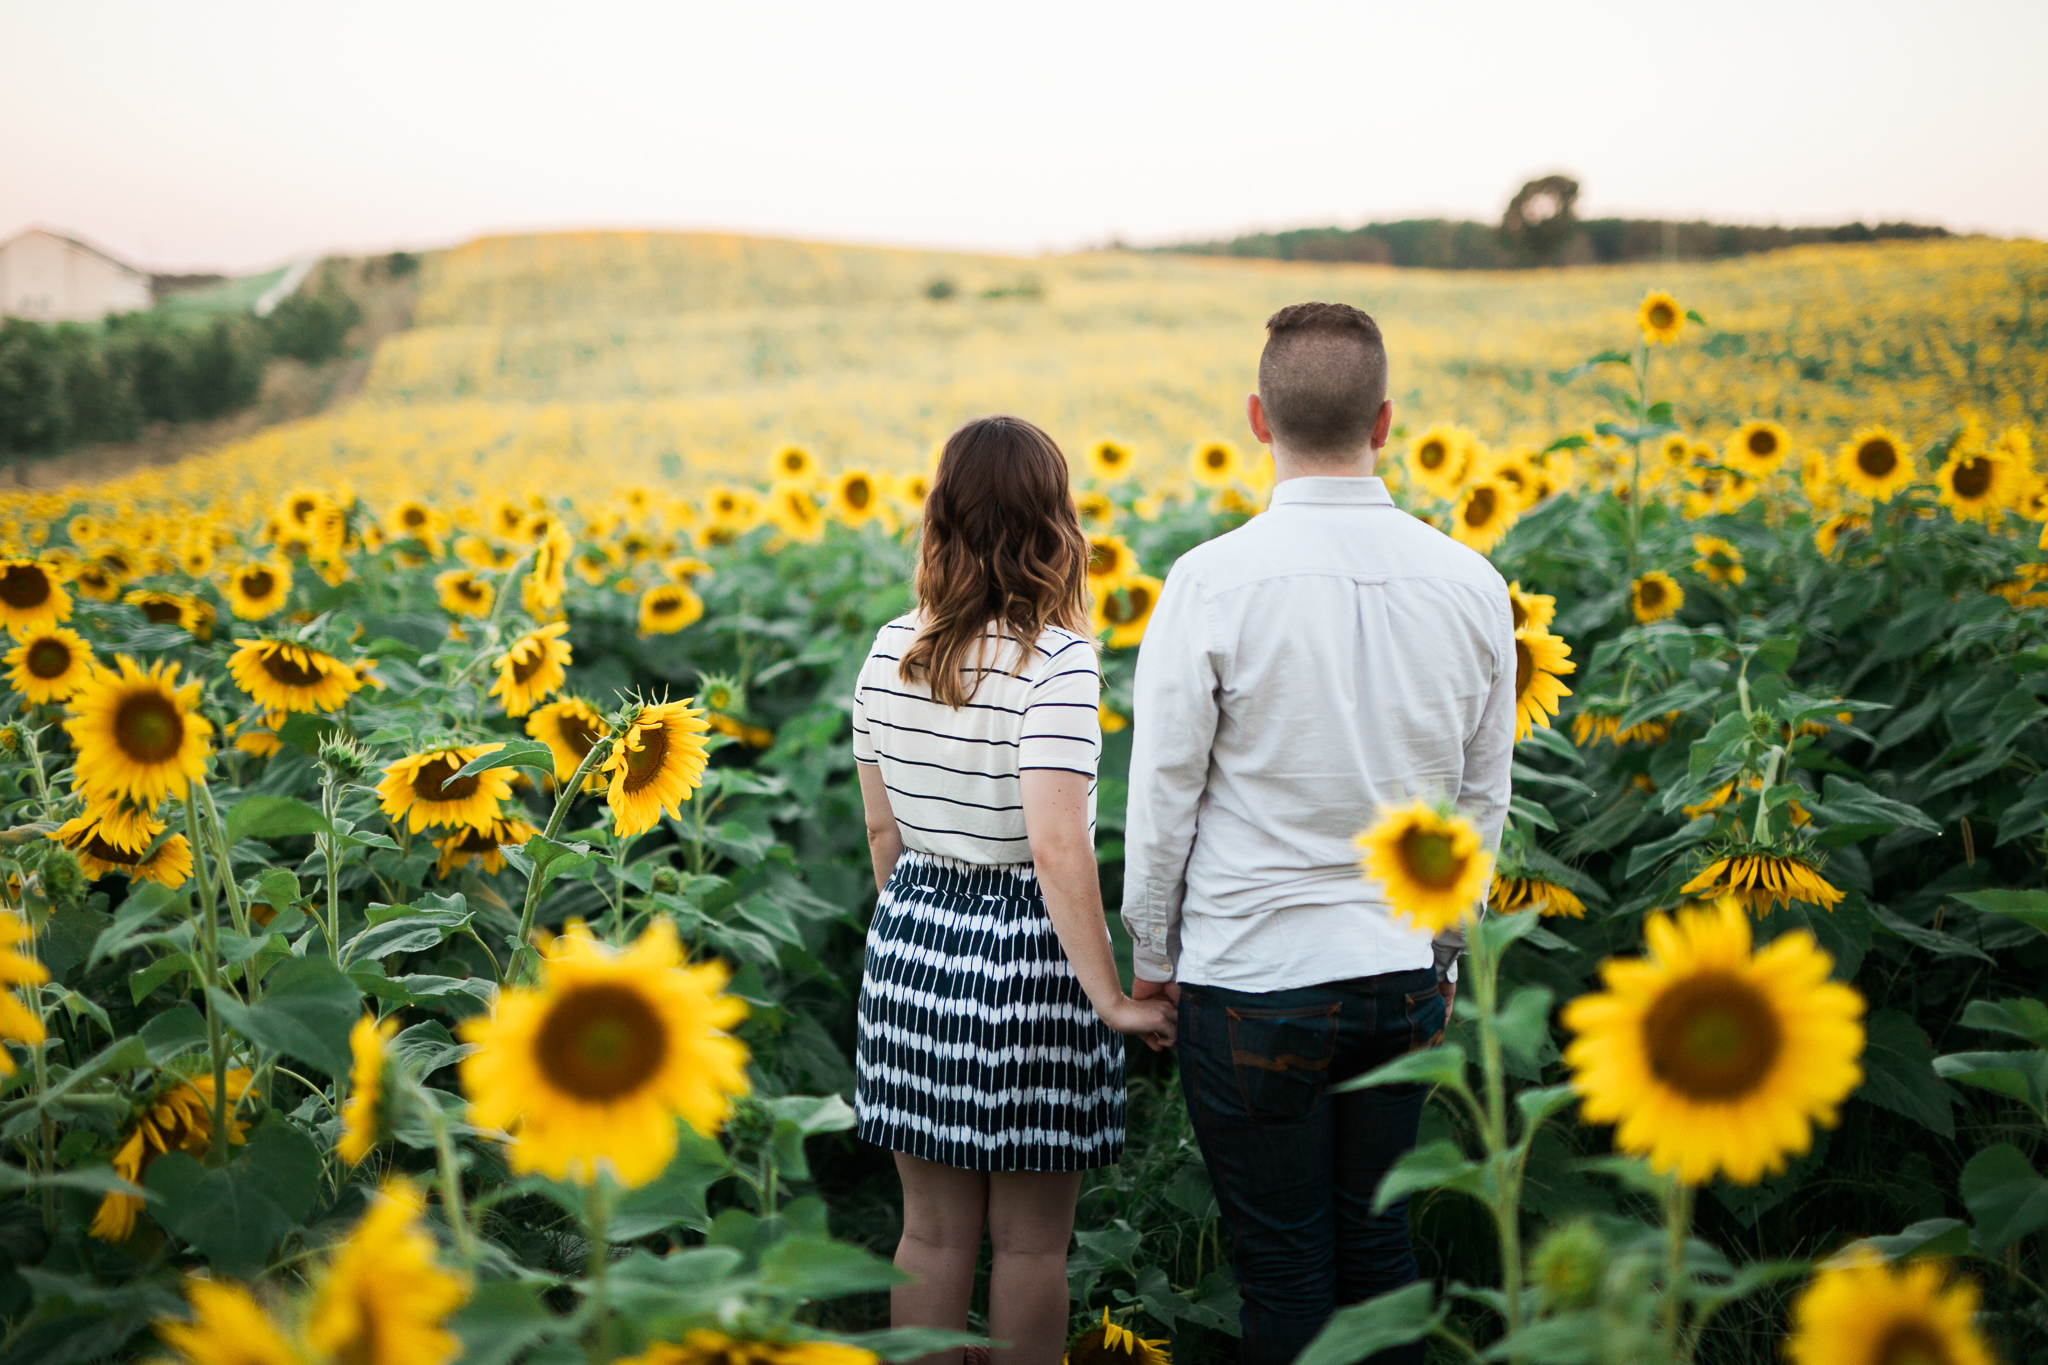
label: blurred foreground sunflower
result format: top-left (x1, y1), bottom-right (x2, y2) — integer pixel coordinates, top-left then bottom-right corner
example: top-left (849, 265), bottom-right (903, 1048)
top-left (338, 1013), bottom-right (400, 1167)
top-left (153, 1280), bottom-right (303, 1365)
top-left (1785, 1253), bottom-right (1992, 1365)
top-left (604, 699), bottom-right (712, 837)
top-left (617, 1331), bottom-right (877, 1365)
top-left (459, 920), bottom-right (749, 1185)
top-left (1833, 427), bottom-right (1913, 501)
top-left (1935, 444), bottom-right (2023, 523)
top-left (1562, 897), bottom-right (1864, 1185)
top-left (1357, 801), bottom-right (1491, 934)
top-left (0, 558), bottom-right (72, 635)
top-left (304, 1178), bottom-right (467, 1365)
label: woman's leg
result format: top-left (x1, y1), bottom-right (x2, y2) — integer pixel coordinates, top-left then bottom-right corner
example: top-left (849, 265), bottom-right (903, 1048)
top-left (985, 1170), bottom-right (1084, 1365)
top-left (894, 1152), bottom-right (990, 1365)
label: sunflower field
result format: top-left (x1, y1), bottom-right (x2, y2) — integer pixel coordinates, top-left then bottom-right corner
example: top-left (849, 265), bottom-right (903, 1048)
top-left (0, 234), bottom-right (2041, 1365)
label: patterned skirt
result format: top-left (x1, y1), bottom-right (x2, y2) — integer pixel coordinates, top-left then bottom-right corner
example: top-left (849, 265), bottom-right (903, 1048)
top-left (855, 851), bottom-right (1126, 1171)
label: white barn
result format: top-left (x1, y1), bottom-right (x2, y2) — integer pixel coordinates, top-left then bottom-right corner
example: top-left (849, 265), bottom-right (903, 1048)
top-left (0, 227), bottom-right (153, 322)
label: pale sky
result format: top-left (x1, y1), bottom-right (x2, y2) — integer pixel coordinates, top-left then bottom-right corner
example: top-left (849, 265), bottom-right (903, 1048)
top-left (3, 0), bottom-right (2043, 275)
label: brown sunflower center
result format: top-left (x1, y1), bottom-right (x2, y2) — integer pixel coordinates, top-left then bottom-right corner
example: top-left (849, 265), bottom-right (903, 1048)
top-left (1464, 487), bottom-right (1499, 527)
top-left (1648, 303), bottom-right (1675, 329)
top-left (1639, 579), bottom-right (1667, 608)
top-left (1103, 585), bottom-right (1153, 627)
top-left (451, 825), bottom-right (498, 854)
top-left (510, 644), bottom-right (551, 684)
top-left (1418, 440), bottom-right (1447, 470)
top-left (1951, 457), bottom-right (1993, 499)
top-left (1856, 439), bottom-right (1897, 477)
top-left (1872, 1321), bottom-right (1954, 1365)
top-left (535, 983), bottom-right (668, 1101)
top-left (781, 452), bottom-right (805, 473)
top-left (1515, 639), bottom-right (1535, 694)
top-left (82, 834), bottom-right (143, 865)
top-left (0, 564), bottom-right (52, 610)
top-left (1102, 447), bottom-right (1125, 466)
top-left (401, 506), bottom-right (428, 529)
top-left (413, 755), bottom-right (480, 803)
top-left (25, 638), bottom-right (72, 678)
top-left (289, 497), bottom-right (318, 523)
top-left (1202, 447), bottom-right (1227, 470)
top-left (1398, 828), bottom-right (1465, 888)
top-left (556, 711), bottom-right (602, 757)
top-left (1748, 429), bottom-right (1778, 457)
top-left (649, 591), bottom-right (683, 618)
top-left (1088, 543), bottom-right (1120, 576)
top-left (844, 479), bottom-right (872, 510)
top-left (455, 578), bottom-right (485, 601)
top-left (241, 568), bottom-right (277, 598)
top-left (139, 599), bottom-right (183, 625)
top-left (1510, 597), bottom-right (1529, 629)
top-left (261, 649), bottom-right (327, 687)
top-left (622, 726), bottom-right (671, 793)
top-left (114, 692), bottom-right (185, 763)
top-left (1642, 971), bottom-right (1781, 1100)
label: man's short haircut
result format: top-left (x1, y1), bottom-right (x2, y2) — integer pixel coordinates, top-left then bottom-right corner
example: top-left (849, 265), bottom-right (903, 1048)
top-left (1258, 302), bottom-right (1389, 460)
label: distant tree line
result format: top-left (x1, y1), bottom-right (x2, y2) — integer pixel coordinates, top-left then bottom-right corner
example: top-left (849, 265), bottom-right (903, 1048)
top-left (1156, 175), bottom-right (1950, 269)
top-left (0, 263), bottom-right (366, 457)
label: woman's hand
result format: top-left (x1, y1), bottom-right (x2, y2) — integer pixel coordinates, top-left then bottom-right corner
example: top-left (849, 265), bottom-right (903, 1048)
top-left (1099, 994), bottom-right (1177, 1050)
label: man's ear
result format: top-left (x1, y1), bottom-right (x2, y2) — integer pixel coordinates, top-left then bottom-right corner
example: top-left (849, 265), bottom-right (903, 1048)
top-left (1247, 393), bottom-right (1273, 446)
top-left (1371, 399), bottom-right (1394, 452)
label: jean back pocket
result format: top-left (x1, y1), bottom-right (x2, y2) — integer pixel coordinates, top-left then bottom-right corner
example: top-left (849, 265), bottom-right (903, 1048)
top-left (1226, 1002), bottom-right (1341, 1124)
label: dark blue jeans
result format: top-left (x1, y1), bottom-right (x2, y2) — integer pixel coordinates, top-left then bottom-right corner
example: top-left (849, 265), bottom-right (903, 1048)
top-left (1178, 968), bottom-right (1446, 1365)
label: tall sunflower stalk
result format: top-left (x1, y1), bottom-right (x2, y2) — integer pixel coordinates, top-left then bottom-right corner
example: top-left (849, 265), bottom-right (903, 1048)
top-left (509, 731), bottom-right (615, 985)
top-left (181, 782), bottom-right (238, 1164)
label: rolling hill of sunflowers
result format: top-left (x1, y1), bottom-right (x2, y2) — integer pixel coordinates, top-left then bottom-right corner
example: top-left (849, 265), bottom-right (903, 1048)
top-left (0, 231), bottom-right (2042, 1365)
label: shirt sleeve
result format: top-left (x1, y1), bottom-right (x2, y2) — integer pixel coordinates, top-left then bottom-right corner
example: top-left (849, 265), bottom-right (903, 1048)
top-left (1119, 562), bottom-right (1222, 983)
top-left (1019, 639), bottom-right (1101, 776)
top-left (850, 655), bottom-right (878, 766)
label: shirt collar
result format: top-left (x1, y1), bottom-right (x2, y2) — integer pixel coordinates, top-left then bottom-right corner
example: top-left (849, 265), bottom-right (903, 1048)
top-left (1268, 476), bottom-right (1396, 509)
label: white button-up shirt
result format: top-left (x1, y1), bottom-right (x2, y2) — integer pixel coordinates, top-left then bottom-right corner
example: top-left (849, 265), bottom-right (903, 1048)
top-left (1120, 474), bottom-right (1516, 990)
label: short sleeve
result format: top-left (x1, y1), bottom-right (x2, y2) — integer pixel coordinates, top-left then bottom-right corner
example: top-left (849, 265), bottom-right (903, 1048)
top-left (1018, 637), bottom-right (1101, 777)
top-left (850, 661), bottom-right (878, 765)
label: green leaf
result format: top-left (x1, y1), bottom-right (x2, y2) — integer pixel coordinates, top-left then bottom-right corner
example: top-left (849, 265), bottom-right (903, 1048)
top-left (1960, 1144), bottom-right (2048, 1250)
top-left (0, 1164), bottom-right (149, 1199)
top-left (450, 1280), bottom-right (560, 1365)
top-left (763, 1093), bottom-right (857, 1137)
top-left (1480, 1312), bottom-right (1602, 1362)
top-left (1372, 1140), bottom-right (1487, 1213)
top-left (520, 835), bottom-right (593, 895)
top-left (344, 908), bottom-right (474, 961)
top-left (0, 1035), bottom-right (148, 1140)
top-left (1493, 986), bottom-right (1555, 1069)
top-left (758, 1235), bottom-right (908, 1299)
top-left (1514, 1084), bottom-right (1579, 1134)
top-left (1297, 1281), bottom-right (1445, 1365)
top-left (823, 1329), bottom-right (994, 1363)
top-left (249, 868), bottom-right (302, 915)
top-left (608, 1127), bottom-right (731, 1240)
top-left (236, 1116), bottom-right (322, 1222)
top-left (143, 1152), bottom-right (297, 1280)
top-left (1870, 905), bottom-right (1994, 964)
top-left (1336, 1043), bottom-right (1469, 1094)
top-left (1814, 777), bottom-right (1939, 835)
top-left (1951, 889), bottom-right (2048, 938)
top-left (208, 954), bottom-right (362, 1076)
top-left (138, 1004), bottom-right (210, 1063)
top-left (1960, 998), bottom-right (2048, 1050)
top-left (85, 881), bottom-right (179, 970)
top-left (224, 795), bottom-right (332, 844)
top-left (1831, 1218), bottom-right (1971, 1265)
top-left (454, 739), bottom-right (554, 778)
top-left (1934, 1050), bottom-right (2048, 1112)
top-left (1855, 1009), bottom-right (1954, 1137)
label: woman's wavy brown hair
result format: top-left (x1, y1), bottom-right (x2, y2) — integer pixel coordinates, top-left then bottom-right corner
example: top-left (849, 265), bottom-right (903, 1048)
top-left (899, 415), bottom-right (1090, 708)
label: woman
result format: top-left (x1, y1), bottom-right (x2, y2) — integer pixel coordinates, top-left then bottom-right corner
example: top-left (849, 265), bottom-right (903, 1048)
top-left (852, 415), bottom-right (1175, 1364)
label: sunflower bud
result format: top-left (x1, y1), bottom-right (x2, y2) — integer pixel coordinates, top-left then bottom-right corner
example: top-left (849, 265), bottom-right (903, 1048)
top-left (40, 845), bottom-right (83, 903)
top-left (650, 867), bottom-right (681, 895)
top-left (1531, 1217), bottom-right (1609, 1311)
top-left (0, 725), bottom-right (21, 756)
top-left (317, 734), bottom-right (374, 783)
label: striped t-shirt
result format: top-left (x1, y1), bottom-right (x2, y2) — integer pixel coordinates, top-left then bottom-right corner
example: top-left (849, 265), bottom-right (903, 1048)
top-left (851, 615), bottom-right (1101, 865)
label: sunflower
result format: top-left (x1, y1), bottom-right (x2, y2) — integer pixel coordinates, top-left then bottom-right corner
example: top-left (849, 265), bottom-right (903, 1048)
top-left (603, 700), bottom-right (712, 838)
top-left (1630, 571), bottom-right (1683, 624)
top-left (616, 1332), bottom-right (879, 1365)
top-left (1814, 511), bottom-right (1869, 558)
top-left (279, 488), bottom-right (332, 533)
top-left (305, 1178), bottom-right (468, 1365)
top-left (338, 1013), bottom-right (401, 1167)
top-left (1088, 439), bottom-right (1135, 481)
top-left (53, 811), bottom-right (193, 887)
top-left (1935, 446), bottom-right (2023, 523)
top-left (767, 443), bottom-right (818, 483)
top-left (223, 558), bottom-right (293, 620)
top-left (1690, 534), bottom-right (1746, 586)
top-left (1073, 490), bottom-right (1117, 533)
top-left (489, 622), bottom-right (572, 718)
top-left (664, 556), bottom-right (712, 583)
top-left (1486, 451), bottom-right (1542, 510)
top-left (1571, 709), bottom-right (1673, 747)
top-left (1562, 897), bottom-right (1864, 1186)
top-left (1513, 628), bottom-right (1575, 741)
top-left (227, 639), bottom-right (362, 714)
top-left (524, 525), bottom-right (573, 611)
top-left (1356, 801), bottom-right (1492, 934)
top-left (4, 626), bottom-right (94, 703)
top-left (1785, 1253), bottom-right (1993, 1365)
top-left (830, 469), bottom-right (885, 526)
top-left (767, 481), bottom-right (826, 543)
top-left (895, 472), bottom-right (932, 509)
top-left (434, 814), bottom-right (540, 878)
top-left (233, 711), bottom-right (286, 759)
top-left (376, 744), bottom-right (514, 833)
top-left (0, 558), bottom-right (71, 635)
top-left (1450, 480), bottom-right (1517, 553)
top-left (1492, 874), bottom-right (1587, 919)
top-left (1086, 533), bottom-right (1138, 588)
top-left (455, 535), bottom-right (519, 571)
top-left (1189, 441), bottom-right (1241, 488)
top-left (1637, 291), bottom-right (1684, 345)
top-left (459, 919), bottom-right (750, 1185)
top-left (65, 656), bottom-right (213, 807)
top-left (1506, 582), bottom-right (1556, 633)
top-left (1092, 575), bottom-right (1162, 649)
top-left (1833, 427), bottom-right (1914, 501)
top-left (435, 568), bottom-right (494, 618)
top-left (70, 560), bottom-right (121, 602)
top-left (526, 696), bottom-right (612, 786)
top-left (153, 1279), bottom-right (304, 1365)
top-left (385, 498), bottom-right (444, 552)
top-left (1067, 1308), bottom-right (1172, 1365)
top-left (0, 912), bottom-right (48, 1073)
top-left (1652, 432), bottom-right (1694, 486)
top-left (639, 583), bottom-right (705, 636)
top-left (91, 1070), bottom-right (253, 1242)
top-left (1406, 425), bottom-right (1471, 500)
top-left (1680, 850), bottom-right (1844, 913)
top-left (1723, 420), bottom-right (1790, 476)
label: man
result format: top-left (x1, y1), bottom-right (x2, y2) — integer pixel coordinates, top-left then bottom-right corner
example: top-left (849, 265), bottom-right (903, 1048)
top-left (1122, 301), bottom-right (1515, 1364)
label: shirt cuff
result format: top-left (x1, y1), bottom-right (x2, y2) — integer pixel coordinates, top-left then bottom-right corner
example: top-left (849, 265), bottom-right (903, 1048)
top-left (1131, 943), bottom-right (1176, 983)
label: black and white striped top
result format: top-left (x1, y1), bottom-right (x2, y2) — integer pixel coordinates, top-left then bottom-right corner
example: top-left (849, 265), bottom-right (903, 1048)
top-left (852, 615), bottom-right (1101, 865)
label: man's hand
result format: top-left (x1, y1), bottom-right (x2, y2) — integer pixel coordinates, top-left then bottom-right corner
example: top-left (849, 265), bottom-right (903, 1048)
top-left (1440, 979), bottom-right (1457, 1017)
top-left (1132, 976), bottom-right (1181, 1006)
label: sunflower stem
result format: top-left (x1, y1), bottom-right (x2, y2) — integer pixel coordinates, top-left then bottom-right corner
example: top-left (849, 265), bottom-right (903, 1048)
top-left (1752, 747), bottom-right (1782, 845)
top-left (1470, 920), bottom-right (1525, 1343)
top-left (1662, 1179), bottom-right (1693, 1361)
top-left (18, 726), bottom-right (55, 822)
top-left (511, 735), bottom-right (614, 984)
top-left (195, 779), bottom-right (252, 942)
top-left (319, 774), bottom-right (343, 964)
top-left (582, 1179), bottom-right (614, 1364)
top-left (184, 789), bottom-right (232, 1166)
top-left (24, 932), bottom-right (56, 1232)
top-left (423, 1081), bottom-right (477, 1266)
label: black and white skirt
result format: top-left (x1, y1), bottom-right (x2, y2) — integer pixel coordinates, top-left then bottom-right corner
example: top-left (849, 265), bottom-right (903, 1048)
top-left (855, 851), bottom-right (1126, 1171)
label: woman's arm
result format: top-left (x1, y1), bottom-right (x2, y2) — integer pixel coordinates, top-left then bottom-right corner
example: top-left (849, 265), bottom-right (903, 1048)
top-left (1021, 769), bottom-right (1175, 1049)
top-left (857, 764), bottom-right (904, 895)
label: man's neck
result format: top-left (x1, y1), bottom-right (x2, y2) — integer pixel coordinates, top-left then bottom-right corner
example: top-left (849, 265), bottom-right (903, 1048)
top-left (1269, 447), bottom-right (1380, 484)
